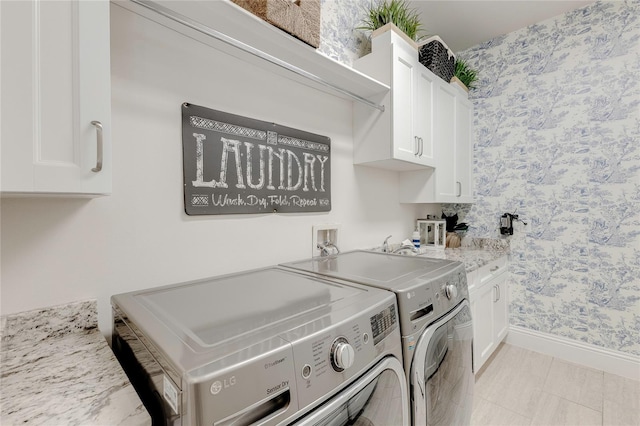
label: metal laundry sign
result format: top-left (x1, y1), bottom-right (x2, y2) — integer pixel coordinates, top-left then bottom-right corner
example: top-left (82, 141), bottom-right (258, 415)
top-left (182, 103), bottom-right (331, 215)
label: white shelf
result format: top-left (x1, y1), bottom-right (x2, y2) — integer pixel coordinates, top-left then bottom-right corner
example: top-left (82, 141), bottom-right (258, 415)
top-left (114, 0), bottom-right (389, 108)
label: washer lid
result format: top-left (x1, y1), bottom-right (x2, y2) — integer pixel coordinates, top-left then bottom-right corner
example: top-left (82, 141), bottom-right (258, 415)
top-left (282, 250), bottom-right (459, 292)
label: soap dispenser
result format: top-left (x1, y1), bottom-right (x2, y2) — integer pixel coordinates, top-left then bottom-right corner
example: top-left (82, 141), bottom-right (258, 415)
top-left (412, 227), bottom-right (421, 249)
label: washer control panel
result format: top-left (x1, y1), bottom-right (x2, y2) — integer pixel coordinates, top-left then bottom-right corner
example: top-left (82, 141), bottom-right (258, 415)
top-left (397, 262), bottom-right (468, 334)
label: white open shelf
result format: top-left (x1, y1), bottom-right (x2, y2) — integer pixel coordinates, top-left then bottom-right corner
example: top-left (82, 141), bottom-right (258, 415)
top-left (115, 0), bottom-right (389, 108)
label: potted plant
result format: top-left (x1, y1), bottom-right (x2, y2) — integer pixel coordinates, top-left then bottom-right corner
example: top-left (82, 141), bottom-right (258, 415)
top-left (357, 0), bottom-right (424, 49)
top-left (452, 58), bottom-right (478, 92)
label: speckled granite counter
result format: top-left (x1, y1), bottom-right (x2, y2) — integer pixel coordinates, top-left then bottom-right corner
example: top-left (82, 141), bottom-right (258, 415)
top-left (416, 238), bottom-right (510, 273)
top-left (1, 300), bottom-right (150, 426)
top-left (373, 237), bottom-right (509, 273)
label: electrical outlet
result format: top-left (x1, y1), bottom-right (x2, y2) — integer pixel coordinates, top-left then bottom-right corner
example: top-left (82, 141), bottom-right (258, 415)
top-left (312, 224), bottom-right (340, 257)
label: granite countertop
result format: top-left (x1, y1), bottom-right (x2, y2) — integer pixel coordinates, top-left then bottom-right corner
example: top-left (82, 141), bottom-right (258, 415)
top-left (416, 238), bottom-right (510, 273)
top-left (1, 300), bottom-right (150, 426)
top-left (378, 237), bottom-right (510, 273)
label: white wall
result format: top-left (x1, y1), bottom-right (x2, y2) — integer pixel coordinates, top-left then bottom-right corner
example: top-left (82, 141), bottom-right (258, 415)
top-left (0, 4), bottom-right (432, 334)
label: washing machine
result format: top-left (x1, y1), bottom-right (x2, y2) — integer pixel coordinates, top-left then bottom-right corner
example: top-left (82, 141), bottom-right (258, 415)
top-left (282, 250), bottom-right (474, 426)
top-left (111, 266), bottom-right (409, 425)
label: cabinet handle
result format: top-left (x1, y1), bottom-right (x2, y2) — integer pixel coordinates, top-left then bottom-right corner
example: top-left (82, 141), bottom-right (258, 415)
top-left (414, 136), bottom-right (420, 156)
top-left (494, 285), bottom-right (499, 303)
top-left (456, 181), bottom-right (462, 197)
top-left (91, 121), bottom-right (103, 173)
top-left (418, 137), bottom-right (424, 157)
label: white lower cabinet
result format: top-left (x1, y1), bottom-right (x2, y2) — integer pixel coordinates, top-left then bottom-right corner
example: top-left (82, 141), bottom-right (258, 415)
top-left (1, 0), bottom-right (112, 195)
top-left (469, 256), bottom-right (509, 372)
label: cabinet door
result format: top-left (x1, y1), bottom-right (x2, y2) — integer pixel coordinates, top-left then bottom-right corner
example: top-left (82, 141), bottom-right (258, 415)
top-left (473, 278), bottom-right (495, 372)
top-left (434, 83), bottom-right (457, 198)
top-left (429, 83), bottom-right (474, 203)
top-left (455, 96), bottom-right (474, 202)
top-left (414, 67), bottom-right (435, 167)
top-left (391, 47), bottom-right (420, 163)
top-left (493, 272), bottom-right (509, 342)
top-left (1, 0), bottom-right (111, 195)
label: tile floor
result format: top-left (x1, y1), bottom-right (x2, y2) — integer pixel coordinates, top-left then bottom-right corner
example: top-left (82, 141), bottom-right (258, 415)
top-left (471, 343), bottom-right (640, 426)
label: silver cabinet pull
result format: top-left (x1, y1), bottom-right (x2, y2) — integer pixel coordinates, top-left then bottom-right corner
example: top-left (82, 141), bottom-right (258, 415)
top-left (456, 181), bottom-right (462, 197)
top-left (418, 137), bottom-right (424, 157)
top-left (91, 120), bottom-right (103, 172)
top-left (414, 136), bottom-right (420, 155)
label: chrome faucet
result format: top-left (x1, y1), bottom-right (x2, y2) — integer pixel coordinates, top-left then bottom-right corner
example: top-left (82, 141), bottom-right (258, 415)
top-left (392, 243), bottom-right (419, 254)
top-left (317, 241), bottom-right (340, 257)
top-left (382, 235), bottom-right (392, 253)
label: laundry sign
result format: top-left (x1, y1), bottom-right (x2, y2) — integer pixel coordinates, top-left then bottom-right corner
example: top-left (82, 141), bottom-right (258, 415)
top-left (182, 103), bottom-right (331, 215)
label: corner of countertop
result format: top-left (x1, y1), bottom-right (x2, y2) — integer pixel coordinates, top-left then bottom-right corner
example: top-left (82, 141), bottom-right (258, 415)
top-left (460, 237), bottom-right (511, 251)
top-left (1, 299), bottom-right (98, 351)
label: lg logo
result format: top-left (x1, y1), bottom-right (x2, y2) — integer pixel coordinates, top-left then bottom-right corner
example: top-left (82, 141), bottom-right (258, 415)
top-left (210, 376), bottom-right (236, 395)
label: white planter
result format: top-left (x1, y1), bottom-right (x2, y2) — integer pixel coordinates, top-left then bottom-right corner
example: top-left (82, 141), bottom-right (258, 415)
top-left (370, 22), bottom-right (418, 54)
top-left (451, 76), bottom-right (470, 95)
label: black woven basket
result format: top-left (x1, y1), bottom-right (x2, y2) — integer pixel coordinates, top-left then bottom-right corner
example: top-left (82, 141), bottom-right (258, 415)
top-left (419, 39), bottom-right (455, 83)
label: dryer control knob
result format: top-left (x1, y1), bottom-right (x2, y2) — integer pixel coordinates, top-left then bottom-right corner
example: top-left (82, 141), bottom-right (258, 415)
top-left (445, 284), bottom-right (458, 300)
top-left (331, 338), bottom-right (355, 371)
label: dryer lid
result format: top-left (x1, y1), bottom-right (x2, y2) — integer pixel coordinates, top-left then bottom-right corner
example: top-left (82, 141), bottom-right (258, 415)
top-left (115, 267), bottom-right (362, 353)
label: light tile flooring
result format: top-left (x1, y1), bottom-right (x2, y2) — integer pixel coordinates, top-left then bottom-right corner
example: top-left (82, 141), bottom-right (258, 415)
top-left (471, 343), bottom-right (640, 426)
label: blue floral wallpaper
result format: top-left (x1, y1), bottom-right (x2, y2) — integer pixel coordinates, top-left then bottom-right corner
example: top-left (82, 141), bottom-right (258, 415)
top-left (317, 0), bottom-right (370, 66)
top-left (444, 1), bottom-right (640, 356)
top-left (318, 0), bottom-right (639, 356)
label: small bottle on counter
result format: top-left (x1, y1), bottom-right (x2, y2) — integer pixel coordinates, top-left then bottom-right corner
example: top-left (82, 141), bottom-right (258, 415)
top-left (412, 227), bottom-right (421, 249)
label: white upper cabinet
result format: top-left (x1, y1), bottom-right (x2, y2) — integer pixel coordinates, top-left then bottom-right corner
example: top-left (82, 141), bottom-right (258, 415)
top-left (1, 0), bottom-right (112, 196)
top-left (399, 82), bottom-right (474, 203)
top-left (353, 29), bottom-right (436, 171)
top-left (353, 28), bottom-right (474, 202)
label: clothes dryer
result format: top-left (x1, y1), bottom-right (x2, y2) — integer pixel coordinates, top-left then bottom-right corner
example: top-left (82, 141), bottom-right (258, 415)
top-left (282, 250), bottom-right (474, 426)
top-left (111, 266), bottom-right (409, 425)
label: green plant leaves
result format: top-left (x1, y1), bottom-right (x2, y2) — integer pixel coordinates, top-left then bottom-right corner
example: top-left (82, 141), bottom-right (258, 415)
top-left (357, 0), bottom-right (424, 41)
top-left (454, 58), bottom-right (478, 89)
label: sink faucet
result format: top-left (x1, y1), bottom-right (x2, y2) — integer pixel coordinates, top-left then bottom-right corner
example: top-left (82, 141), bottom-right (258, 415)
top-left (382, 235), bottom-right (392, 253)
top-left (317, 241), bottom-right (340, 257)
top-left (392, 243), bottom-right (419, 254)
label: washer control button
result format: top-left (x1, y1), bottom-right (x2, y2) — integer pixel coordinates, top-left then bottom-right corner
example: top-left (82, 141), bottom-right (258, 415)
top-left (302, 364), bottom-right (312, 379)
top-left (445, 283), bottom-right (458, 299)
top-left (363, 333), bottom-right (370, 344)
top-left (330, 337), bottom-right (355, 372)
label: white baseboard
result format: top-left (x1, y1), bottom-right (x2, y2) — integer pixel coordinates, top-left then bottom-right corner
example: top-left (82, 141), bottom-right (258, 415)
top-left (506, 326), bottom-right (640, 381)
